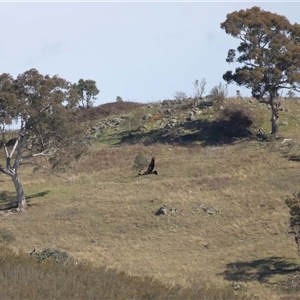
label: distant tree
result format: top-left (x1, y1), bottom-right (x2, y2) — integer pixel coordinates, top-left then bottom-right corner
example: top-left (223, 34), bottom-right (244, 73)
top-left (0, 68), bottom-right (87, 211)
top-left (221, 6), bottom-right (300, 136)
top-left (116, 96), bottom-right (123, 103)
top-left (173, 91), bottom-right (188, 101)
top-left (73, 79), bottom-right (100, 108)
top-left (193, 78), bottom-right (206, 100)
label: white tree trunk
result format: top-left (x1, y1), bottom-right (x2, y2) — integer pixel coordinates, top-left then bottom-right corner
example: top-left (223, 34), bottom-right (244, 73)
top-left (12, 173), bottom-right (27, 211)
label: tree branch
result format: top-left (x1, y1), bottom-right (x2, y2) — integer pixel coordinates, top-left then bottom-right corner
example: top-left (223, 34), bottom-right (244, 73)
top-left (20, 161), bottom-right (71, 181)
top-left (21, 147), bottom-right (58, 160)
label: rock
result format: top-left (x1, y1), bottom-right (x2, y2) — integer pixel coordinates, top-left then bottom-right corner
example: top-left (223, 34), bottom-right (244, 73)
top-left (169, 207), bottom-right (177, 213)
top-left (163, 108), bottom-right (172, 115)
top-left (188, 115), bottom-right (195, 121)
top-left (110, 118), bottom-right (120, 125)
top-left (193, 110), bottom-right (202, 115)
top-left (165, 119), bottom-right (177, 129)
top-left (156, 120), bottom-right (163, 127)
top-left (202, 206), bottom-right (220, 215)
top-left (143, 114), bottom-right (152, 120)
top-left (177, 128), bottom-right (186, 135)
top-left (204, 208), bottom-right (214, 215)
top-left (138, 125), bottom-right (147, 132)
top-left (155, 205), bottom-right (167, 216)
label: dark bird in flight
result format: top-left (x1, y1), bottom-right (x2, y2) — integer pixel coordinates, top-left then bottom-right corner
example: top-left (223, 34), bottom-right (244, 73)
top-left (138, 156), bottom-right (158, 176)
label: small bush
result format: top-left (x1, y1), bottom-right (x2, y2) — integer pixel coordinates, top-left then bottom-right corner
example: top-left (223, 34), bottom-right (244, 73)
top-left (286, 191), bottom-right (300, 229)
top-left (133, 152), bottom-right (148, 173)
top-left (32, 247), bottom-right (69, 265)
top-left (173, 91), bottom-right (188, 101)
top-left (217, 104), bottom-right (254, 137)
top-left (0, 228), bottom-right (16, 244)
top-left (210, 82), bottom-right (228, 107)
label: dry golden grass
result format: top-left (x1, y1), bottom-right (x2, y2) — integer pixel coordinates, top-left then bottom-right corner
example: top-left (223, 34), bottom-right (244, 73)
top-left (0, 142), bottom-right (298, 299)
top-left (2, 98), bottom-right (300, 299)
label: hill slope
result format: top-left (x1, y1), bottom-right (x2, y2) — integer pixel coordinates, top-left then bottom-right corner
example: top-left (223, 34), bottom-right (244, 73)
top-left (1, 97), bottom-right (300, 299)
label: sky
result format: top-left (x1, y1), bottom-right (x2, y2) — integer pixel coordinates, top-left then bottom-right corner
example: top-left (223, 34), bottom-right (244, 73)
top-left (0, 1), bottom-right (299, 106)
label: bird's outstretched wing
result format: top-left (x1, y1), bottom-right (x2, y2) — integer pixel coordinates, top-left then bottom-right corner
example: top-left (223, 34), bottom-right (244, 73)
top-left (138, 156), bottom-right (156, 176)
top-left (147, 157), bottom-right (155, 173)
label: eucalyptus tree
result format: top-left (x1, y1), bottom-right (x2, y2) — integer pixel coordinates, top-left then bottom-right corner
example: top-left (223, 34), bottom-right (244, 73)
top-left (0, 68), bottom-right (87, 211)
top-left (73, 79), bottom-right (100, 108)
top-left (221, 6), bottom-right (300, 136)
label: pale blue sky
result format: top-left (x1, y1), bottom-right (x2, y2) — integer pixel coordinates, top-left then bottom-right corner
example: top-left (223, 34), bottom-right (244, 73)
top-left (0, 2), bottom-right (299, 105)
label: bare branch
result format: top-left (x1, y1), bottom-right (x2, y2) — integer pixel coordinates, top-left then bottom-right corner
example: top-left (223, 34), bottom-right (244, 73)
top-left (21, 161), bottom-right (71, 181)
top-left (21, 148), bottom-right (58, 160)
top-left (8, 136), bottom-right (20, 158)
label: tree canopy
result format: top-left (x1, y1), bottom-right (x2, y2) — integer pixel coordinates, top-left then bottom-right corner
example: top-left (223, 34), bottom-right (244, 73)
top-left (73, 79), bottom-right (100, 108)
top-left (221, 6), bottom-right (300, 136)
top-left (0, 68), bottom-right (87, 211)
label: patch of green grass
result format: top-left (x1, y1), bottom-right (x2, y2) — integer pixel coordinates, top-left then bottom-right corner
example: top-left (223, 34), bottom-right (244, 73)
top-left (2, 98), bottom-right (300, 299)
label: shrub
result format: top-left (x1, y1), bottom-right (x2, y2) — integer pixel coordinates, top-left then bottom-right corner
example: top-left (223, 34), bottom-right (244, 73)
top-left (0, 228), bottom-right (16, 244)
top-left (133, 152), bottom-right (148, 173)
top-left (210, 82), bottom-right (228, 107)
top-left (285, 191), bottom-right (300, 255)
top-left (173, 91), bottom-right (188, 101)
top-left (32, 247), bottom-right (69, 265)
top-left (193, 78), bottom-right (206, 100)
top-left (217, 104), bottom-right (254, 137)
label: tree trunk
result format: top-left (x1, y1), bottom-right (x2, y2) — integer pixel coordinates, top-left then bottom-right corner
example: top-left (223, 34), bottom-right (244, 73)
top-left (270, 97), bottom-right (279, 137)
top-left (12, 173), bottom-right (27, 211)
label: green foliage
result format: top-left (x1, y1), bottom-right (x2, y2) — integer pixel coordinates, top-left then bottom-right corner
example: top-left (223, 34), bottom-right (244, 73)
top-left (0, 68), bottom-right (88, 209)
top-left (32, 248), bottom-right (69, 265)
top-left (0, 228), bottom-right (16, 244)
top-left (123, 107), bottom-right (145, 134)
top-left (0, 69), bottom-right (87, 163)
top-left (0, 73), bottom-right (18, 125)
top-left (133, 151), bottom-right (148, 173)
top-left (221, 6), bottom-right (300, 99)
top-left (116, 96), bottom-right (123, 102)
top-left (73, 78), bottom-right (100, 108)
top-left (221, 6), bottom-right (300, 135)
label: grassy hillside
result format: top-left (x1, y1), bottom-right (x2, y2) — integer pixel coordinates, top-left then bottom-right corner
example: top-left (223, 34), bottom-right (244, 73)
top-left (1, 97), bottom-right (300, 299)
